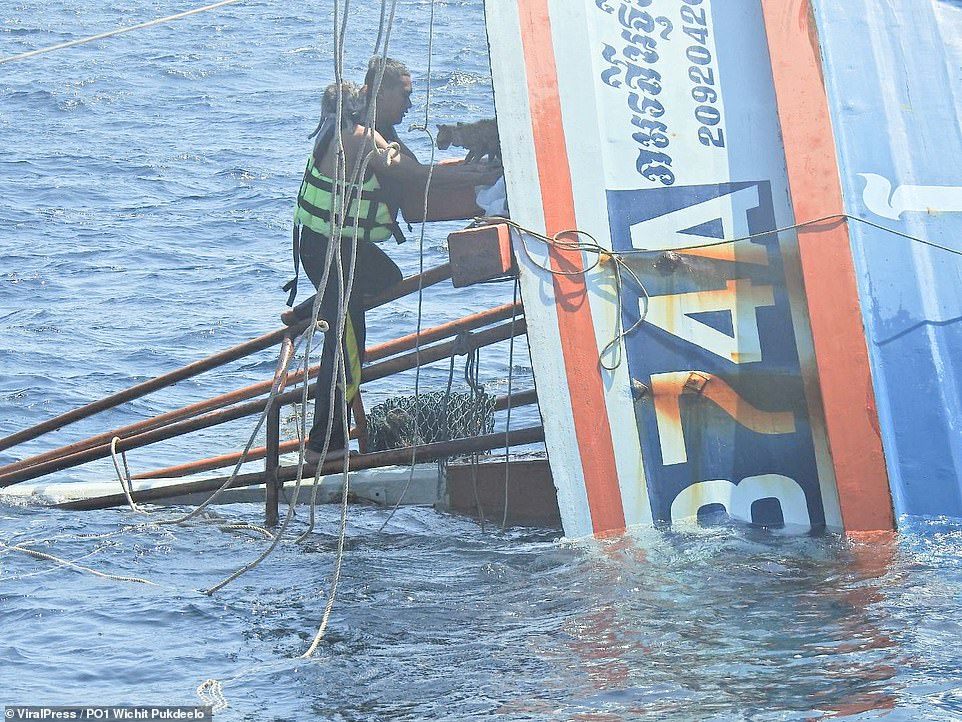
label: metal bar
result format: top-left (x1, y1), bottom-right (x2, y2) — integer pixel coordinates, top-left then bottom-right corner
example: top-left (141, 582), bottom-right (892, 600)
top-left (0, 322), bottom-right (309, 455)
top-left (0, 298), bottom-right (520, 478)
top-left (0, 319), bottom-right (527, 487)
top-left (263, 337), bottom-right (294, 528)
top-left (361, 317), bottom-right (527, 383)
top-left (365, 301), bottom-right (521, 362)
top-left (281, 263), bottom-right (452, 326)
top-left (131, 387), bottom-right (540, 480)
top-left (264, 403), bottom-right (281, 528)
top-left (58, 425), bottom-right (546, 511)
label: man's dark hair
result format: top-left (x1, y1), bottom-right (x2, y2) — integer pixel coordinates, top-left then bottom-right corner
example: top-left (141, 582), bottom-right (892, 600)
top-left (364, 56), bottom-right (410, 99)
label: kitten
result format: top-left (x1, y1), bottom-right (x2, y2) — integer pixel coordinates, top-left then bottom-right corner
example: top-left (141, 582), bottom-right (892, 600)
top-left (436, 118), bottom-right (501, 164)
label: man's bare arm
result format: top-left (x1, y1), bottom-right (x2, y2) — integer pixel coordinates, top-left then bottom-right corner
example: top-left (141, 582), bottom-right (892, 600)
top-left (346, 128), bottom-right (500, 216)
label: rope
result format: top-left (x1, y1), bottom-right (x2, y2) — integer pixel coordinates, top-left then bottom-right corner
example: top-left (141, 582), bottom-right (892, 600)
top-left (300, 0), bottom-right (402, 658)
top-left (0, 0), bottom-right (249, 65)
top-left (480, 210), bottom-right (962, 371)
top-left (110, 437), bottom-right (146, 514)
top-left (377, 0), bottom-right (438, 534)
top-left (204, 0), bottom-right (401, 612)
top-left (297, 0), bottom-right (400, 542)
top-left (0, 547), bottom-right (104, 581)
top-left (0, 541), bottom-right (157, 585)
top-left (218, 522), bottom-right (275, 539)
top-left (501, 276), bottom-right (520, 529)
top-left (156, 333), bottom-right (306, 527)
top-left (477, 217), bottom-right (648, 371)
top-left (203, 148), bottom-right (384, 596)
top-left (196, 679), bottom-right (229, 713)
top-left (618, 212), bottom-right (962, 258)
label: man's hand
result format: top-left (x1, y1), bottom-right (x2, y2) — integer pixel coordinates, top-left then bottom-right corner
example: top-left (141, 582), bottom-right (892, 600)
top-left (464, 161), bottom-right (504, 187)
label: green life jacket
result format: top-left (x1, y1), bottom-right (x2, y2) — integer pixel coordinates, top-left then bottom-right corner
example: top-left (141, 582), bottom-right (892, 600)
top-left (294, 155), bottom-right (402, 244)
top-left (284, 129), bottom-right (406, 306)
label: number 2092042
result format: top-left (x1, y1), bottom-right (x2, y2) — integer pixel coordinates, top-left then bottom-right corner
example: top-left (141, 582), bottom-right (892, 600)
top-left (681, 0), bottom-right (725, 148)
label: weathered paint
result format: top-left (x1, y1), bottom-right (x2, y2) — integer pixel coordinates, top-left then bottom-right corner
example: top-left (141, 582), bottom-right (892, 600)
top-left (759, 0), bottom-right (895, 532)
top-left (487, 0), bottom-right (851, 536)
top-left (514, 0), bottom-right (626, 534)
top-left (485, 0), bottom-right (599, 536)
top-left (808, 0), bottom-right (962, 518)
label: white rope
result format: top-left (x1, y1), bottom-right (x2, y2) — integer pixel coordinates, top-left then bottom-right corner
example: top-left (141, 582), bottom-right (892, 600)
top-left (218, 522), bottom-right (275, 539)
top-left (376, 0), bottom-right (439, 533)
top-left (110, 436), bottom-right (146, 514)
top-left (0, 547), bottom-right (103, 581)
top-left (196, 679), bottom-right (229, 712)
top-left (501, 276), bottom-right (520, 529)
top-left (0, 541), bottom-right (157, 585)
top-left (296, 0), bottom-right (400, 541)
top-left (0, 0), bottom-right (249, 65)
top-left (200, 0), bottom-right (397, 598)
top-left (154, 333), bottom-right (305, 528)
top-left (300, 0), bottom-right (402, 657)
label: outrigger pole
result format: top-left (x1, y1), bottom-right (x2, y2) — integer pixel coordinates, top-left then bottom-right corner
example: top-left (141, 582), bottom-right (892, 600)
top-left (0, 263), bottom-right (453, 460)
top-left (0, 260), bottom-right (534, 527)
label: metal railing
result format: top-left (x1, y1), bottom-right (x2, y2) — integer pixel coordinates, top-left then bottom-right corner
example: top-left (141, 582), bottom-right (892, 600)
top-left (0, 262), bottom-right (538, 524)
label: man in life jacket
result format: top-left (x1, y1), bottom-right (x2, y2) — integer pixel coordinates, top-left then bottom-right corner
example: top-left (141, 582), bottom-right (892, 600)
top-left (291, 56), bottom-right (501, 463)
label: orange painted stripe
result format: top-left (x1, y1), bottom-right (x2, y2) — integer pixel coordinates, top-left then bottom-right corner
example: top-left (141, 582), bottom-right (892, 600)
top-left (760, 0), bottom-right (893, 532)
top-left (516, 0), bottom-right (625, 534)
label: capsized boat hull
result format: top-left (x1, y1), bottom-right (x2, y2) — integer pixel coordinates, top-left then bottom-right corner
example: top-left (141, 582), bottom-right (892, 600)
top-left (485, 0), bottom-right (962, 536)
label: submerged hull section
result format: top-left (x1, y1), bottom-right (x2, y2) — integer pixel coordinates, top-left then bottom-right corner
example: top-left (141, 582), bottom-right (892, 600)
top-left (808, 0), bottom-right (962, 518)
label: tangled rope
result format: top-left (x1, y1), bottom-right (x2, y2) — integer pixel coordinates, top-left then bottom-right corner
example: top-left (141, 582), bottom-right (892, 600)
top-left (196, 679), bottom-right (229, 712)
top-left (479, 210), bottom-right (962, 372)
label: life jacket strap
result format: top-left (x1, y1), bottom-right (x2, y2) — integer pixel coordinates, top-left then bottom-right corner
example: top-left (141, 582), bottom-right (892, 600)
top-left (283, 223), bottom-right (301, 307)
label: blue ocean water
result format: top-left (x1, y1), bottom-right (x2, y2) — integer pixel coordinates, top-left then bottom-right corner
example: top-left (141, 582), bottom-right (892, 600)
top-left (1, 1), bottom-right (962, 719)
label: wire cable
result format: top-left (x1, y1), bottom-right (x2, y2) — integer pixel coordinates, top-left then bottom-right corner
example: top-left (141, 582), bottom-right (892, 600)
top-left (500, 276), bottom-right (520, 529)
top-left (377, 0), bottom-right (438, 534)
top-left (0, 0), bottom-right (249, 65)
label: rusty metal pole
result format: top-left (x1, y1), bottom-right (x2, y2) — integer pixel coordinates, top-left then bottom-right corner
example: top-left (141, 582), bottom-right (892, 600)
top-left (264, 336), bottom-right (294, 527)
top-left (264, 401), bottom-right (281, 527)
top-left (0, 322), bottom-right (309, 455)
top-left (0, 318), bottom-right (527, 488)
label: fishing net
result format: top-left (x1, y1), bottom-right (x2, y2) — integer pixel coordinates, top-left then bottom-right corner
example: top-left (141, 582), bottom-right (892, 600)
top-left (366, 390), bottom-right (496, 452)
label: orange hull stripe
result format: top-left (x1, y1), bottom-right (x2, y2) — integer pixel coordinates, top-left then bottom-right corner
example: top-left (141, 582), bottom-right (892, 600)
top-left (760, 0), bottom-right (893, 531)
top-left (516, 0), bottom-right (626, 533)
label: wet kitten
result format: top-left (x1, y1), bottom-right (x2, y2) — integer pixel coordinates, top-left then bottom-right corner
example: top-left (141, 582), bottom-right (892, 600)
top-left (436, 118), bottom-right (501, 164)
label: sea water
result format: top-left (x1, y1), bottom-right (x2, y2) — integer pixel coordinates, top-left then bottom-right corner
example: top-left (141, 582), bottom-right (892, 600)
top-left (1, 1), bottom-right (961, 719)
